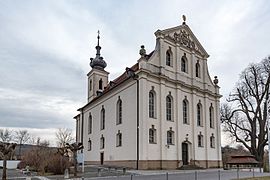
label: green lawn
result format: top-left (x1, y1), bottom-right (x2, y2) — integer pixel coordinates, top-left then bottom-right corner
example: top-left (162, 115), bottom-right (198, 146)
top-left (236, 177), bottom-right (270, 180)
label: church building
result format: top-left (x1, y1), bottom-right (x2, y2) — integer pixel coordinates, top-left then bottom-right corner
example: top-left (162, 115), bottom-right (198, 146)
top-left (74, 17), bottom-right (222, 169)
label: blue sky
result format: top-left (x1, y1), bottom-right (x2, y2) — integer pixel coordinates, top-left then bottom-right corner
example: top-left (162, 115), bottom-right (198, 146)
top-left (0, 0), bottom-right (270, 145)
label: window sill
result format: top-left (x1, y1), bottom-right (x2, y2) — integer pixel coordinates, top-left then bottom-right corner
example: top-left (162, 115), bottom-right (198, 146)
top-left (149, 142), bottom-right (157, 144)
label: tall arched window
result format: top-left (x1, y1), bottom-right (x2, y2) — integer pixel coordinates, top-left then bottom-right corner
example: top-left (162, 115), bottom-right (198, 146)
top-left (166, 95), bottom-right (173, 121)
top-left (88, 113), bottom-right (92, 134)
top-left (166, 49), bottom-right (172, 66)
top-left (116, 98), bottom-right (122, 124)
top-left (100, 107), bottom-right (105, 130)
top-left (100, 135), bottom-right (105, 149)
top-left (210, 134), bottom-right (215, 148)
top-left (149, 90), bottom-right (156, 118)
top-left (197, 103), bottom-right (203, 126)
top-left (209, 105), bottom-right (214, 128)
top-left (195, 62), bottom-right (200, 78)
top-left (181, 54), bottom-right (187, 73)
top-left (99, 79), bottom-right (103, 90)
top-left (183, 99), bottom-right (189, 124)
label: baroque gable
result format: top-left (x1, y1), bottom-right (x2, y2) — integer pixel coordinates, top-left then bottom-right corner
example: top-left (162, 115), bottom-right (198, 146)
top-left (156, 24), bottom-right (209, 58)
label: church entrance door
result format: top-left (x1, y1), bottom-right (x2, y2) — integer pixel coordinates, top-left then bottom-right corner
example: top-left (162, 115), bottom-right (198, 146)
top-left (182, 143), bottom-right (188, 165)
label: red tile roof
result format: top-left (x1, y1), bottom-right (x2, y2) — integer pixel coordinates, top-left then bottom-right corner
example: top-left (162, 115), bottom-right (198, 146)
top-left (227, 155), bottom-right (259, 165)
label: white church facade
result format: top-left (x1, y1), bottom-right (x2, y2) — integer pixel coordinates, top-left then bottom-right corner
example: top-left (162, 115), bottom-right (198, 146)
top-left (75, 18), bottom-right (222, 169)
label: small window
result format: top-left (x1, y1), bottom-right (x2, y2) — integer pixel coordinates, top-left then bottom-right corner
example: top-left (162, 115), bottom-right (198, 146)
top-left (195, 62), bottom-right (200, 78)
top-left (181, 54), bottom-right (187, 73)
top-left (88, 139), bottom-right (92, 151)
top-left (167, 129), bottom-right (174, 145)
top-left (149, 125), bottom-right (157, 144)
top-left (197, 103), bottom-right (203, 126)
top-left (100, 107), bottom-right (105, 130)
top-left (198, 132), bottom-right (203, 147)
top-left (116, 131), bottom-right (122, 147)
top-left (166, 95), bottom-right (173, 121)
top-left (149, 90), bottom-right (156, 118)
top-left (183, 99), bottom-right (189, 124)
top-left (210, 134), bottom-right (215, 148)
top-left (100, 135), bottom-right (105, 149)
top-left (209, 105), bottom-right (214, 128)
top-left (88, 113), bottom-right (92, 134)
top-left (99, 79), bottom-right (103, 90)
top-left (116, 98), bottom-right (122, 125)
top-left (166, 49), bottom-right (172, 66)
top-left (89, 80), bottom-right (92, 91)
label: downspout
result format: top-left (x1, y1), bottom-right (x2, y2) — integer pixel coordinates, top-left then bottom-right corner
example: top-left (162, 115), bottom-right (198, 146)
top-left (136, 78), bottom-right (139, 170)
top-left (81, 109), bottom-right (84, 152)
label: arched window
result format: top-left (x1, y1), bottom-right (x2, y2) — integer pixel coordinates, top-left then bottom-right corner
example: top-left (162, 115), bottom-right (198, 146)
top-left (149, 90), bottom-right (156, 118)
top-left (88, 139), bottom-right (92, 151)
top-left (210, 134), bottom-right (215, 148)
top-left (167, 128), bottom-right (174, 145)
top-left (166, 95), bottom-right (173, 121)
top-left (100, 107), bottom-right (105, 130)
top-left (116, 98), bottom-right (122, 124)
top-left (181, 54), bottom-right (187, 73)
top-left (195, 62), bottom-right (200, 78)
top-left (88, 113), bottom-right (92, 134)
top-left (99, 79), bottom-right (103, 90)
top-left (209, 105), bottom-right (214, 128)
top-left (197, 103), bottom-right (202, 126)
top-left (166, 49), bottom-right (172, 66)
top-left (198, 132), bottom-right (203, 147)
top-left (116, 130), bottom-right (122, 147)
top-left (89, 80), bottom-right (92, 91)
top-left (183, 99), bottom-right (189, 124)
top-left (100, 135), bottom-right (105, 149)
top-left (149, 125), bottom-right (157, 144)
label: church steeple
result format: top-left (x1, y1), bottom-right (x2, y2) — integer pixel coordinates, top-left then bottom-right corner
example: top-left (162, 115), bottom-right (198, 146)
top-left (90, 31), bottom-right (107, 70)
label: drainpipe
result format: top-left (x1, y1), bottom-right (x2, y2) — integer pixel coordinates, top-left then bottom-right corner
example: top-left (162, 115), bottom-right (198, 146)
top-left (81, 109), bottom-right (84, 153)
top-left (136, 78), bottom-right (139, 170)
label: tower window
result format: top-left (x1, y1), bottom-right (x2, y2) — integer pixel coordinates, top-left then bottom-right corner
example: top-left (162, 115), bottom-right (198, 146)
top-left (209, 105), bottom-right (214, 128)
top-left (99, 79), bottom-right (103, 90)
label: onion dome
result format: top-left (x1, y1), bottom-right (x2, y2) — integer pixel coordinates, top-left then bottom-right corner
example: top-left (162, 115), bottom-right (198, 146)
top-left (90, 31), bottom-right (107, 70)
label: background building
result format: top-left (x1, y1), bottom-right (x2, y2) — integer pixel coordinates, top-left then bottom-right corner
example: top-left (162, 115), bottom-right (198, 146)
top-left (75, 17), bottom-right (222, 169)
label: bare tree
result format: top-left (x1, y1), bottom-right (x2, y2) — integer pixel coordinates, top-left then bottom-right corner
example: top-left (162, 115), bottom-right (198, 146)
top-left (55, 128), bottom-right (74, 148)
top-left (221, 57), bottom-right (270, 165)
top-left (14, 130), bottom-right (30, 159)
top-left (0, 129), bottom-right (13, 143)
top-left (0, 142), bottom-right (17, 180)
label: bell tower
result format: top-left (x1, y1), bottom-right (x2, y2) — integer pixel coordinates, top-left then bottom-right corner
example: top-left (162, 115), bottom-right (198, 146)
top-left (87, 31), bottom-right (109, 102)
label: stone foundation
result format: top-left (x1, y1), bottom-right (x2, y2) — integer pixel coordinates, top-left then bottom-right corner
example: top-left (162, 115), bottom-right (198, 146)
top-left (85, 160), bottom-right (222, 170)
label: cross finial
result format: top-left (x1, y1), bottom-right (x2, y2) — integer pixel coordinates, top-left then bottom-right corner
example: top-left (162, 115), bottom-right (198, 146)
top-left (182, 15), bottom-right (186, 25)
top-left (97, 30), bottom-right (100, 46)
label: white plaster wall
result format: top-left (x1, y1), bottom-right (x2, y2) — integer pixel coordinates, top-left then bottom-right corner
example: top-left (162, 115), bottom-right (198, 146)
top-left (83, 80), bottom-right (137, 162)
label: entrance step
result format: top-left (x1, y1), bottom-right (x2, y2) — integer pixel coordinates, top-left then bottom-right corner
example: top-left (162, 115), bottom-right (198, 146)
top-left (178, 165), bottom-right (204, 170)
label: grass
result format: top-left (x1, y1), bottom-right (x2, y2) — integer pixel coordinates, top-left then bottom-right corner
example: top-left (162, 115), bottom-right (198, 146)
top-left (235, 177), bottom-right (270, 180)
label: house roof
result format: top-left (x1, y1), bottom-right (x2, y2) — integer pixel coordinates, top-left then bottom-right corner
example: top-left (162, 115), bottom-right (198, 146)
top-left (226, 155), bottom-right (259, 165)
